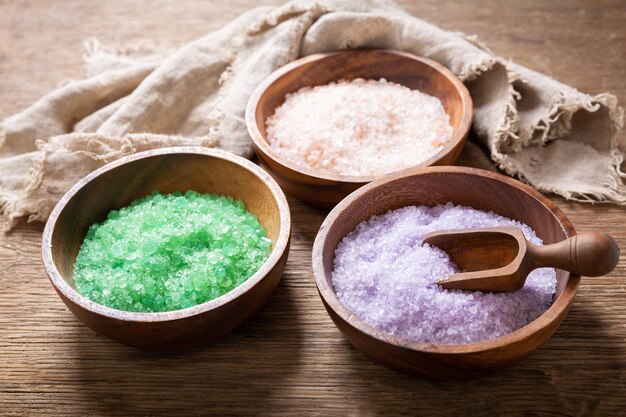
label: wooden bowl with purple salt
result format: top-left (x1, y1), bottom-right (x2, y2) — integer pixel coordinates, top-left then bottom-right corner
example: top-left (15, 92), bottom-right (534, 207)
top-left (42, 147), bottom-right (291, 349)
top-left (246, 49), bottom-right (472, 207)
top-left (312, 166), bottom-right (580, 379)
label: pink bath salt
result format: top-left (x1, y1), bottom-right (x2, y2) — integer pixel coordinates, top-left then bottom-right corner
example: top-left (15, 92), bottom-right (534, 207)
top-left (265, 78), bottom-right (453, 176)
top-left (331, 203), bottom-right (557, 345)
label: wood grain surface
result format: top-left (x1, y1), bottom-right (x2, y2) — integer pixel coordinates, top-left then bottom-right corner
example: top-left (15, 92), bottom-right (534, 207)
top-left (0, 0), bottom-right (624, 415)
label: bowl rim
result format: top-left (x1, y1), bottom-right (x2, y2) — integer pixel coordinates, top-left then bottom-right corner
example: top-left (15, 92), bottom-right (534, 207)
top-left (312, 166), bottom-right (580, 354)
top-left (41, 146), bottom-right (291, 323)
top-left (245, 48), bottom-right (473, 184)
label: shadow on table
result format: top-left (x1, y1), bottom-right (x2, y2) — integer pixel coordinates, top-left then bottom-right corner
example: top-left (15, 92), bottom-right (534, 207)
top-left (455, 135), bottom-right (499, 172)
top-left (70, 287), bottom-right (624, 416)
top-left (338, 302), bottom-right (625, 416)
top-left (73, 276), bottom-right (305, 416)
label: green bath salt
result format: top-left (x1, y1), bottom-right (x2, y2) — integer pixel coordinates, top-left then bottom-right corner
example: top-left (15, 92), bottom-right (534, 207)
top-left (73, 190), bottom-right (272, 312)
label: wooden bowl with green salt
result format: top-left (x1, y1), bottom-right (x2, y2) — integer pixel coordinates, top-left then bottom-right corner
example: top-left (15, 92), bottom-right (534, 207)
top-left (246, 49), bottom-right (472, 207)
top-left (42, 147), bottom-right (291, 349)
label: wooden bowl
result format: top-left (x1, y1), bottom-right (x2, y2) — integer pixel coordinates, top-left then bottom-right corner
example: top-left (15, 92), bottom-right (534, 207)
top-left (42, 147), bottom-right (291, 349)
top-left (246, 49), bottom-right (473, 207)
top-left (312, 166), bottom-right (580, 379)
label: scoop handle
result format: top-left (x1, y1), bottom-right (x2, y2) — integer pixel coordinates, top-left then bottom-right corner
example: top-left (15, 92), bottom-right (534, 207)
top-left (530, 232), bottom-right (620, 276)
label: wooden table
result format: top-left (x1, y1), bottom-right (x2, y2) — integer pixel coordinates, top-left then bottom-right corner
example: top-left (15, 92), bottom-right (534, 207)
top-left (1, 1), bottom-right (624, 415)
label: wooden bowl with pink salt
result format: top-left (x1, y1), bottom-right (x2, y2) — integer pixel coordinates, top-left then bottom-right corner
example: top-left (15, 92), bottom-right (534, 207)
top-left (246, 49), bottom-right (472, 207)
top-left (312, 166), bottom-right (580, 379)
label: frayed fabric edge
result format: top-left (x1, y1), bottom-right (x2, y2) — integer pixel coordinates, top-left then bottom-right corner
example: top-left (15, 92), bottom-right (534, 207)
top-left (459, 56), bottom-right (497, 83)
top-left (492, 146), bottom-right (626, 205)
top-left (83, 37), bottom-right (164, 61)
top-left (82, 37), bottom-right (170, 78)
top-left (486, 61), bottom-right (625, 204)
top-left (527, 91), bottom-right (624, 149)
top-left (245, 2), bottom-right (331, 36)
top-left (0, 149), bottom-right (47, 230)
top-left (492, 66), bottom-right (522, 155)
top-left (0, 123), bottom-right (22, 230)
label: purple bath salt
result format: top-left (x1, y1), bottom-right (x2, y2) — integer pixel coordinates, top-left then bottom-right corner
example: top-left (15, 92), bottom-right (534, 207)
top-left (331, 203), bottom-right (557, 345)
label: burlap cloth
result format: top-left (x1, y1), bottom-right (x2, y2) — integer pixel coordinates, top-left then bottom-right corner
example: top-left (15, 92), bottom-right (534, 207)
top-left (1, 0), bottom-right (624, 228)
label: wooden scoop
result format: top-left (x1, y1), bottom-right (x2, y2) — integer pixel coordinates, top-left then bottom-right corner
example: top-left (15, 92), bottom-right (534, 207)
top-left (423, 226), bottom-right (620, 292)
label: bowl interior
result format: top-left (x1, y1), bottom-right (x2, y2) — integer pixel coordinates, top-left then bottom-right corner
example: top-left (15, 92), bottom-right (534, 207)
top-left (251, 49), bottom-right (470, 165)
top-left (49, 150), bottom-right (283, 291)
top-left (315, 168), bottom-right (578, 346)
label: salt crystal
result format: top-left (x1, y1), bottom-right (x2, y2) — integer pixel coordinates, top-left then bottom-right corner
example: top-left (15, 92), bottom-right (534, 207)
top-left (73, 191), bottom-right (272, 313)
top-left (331, 204), bottom-right (557, 345)
top-left (265, 78), bottom-right (453, 176)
